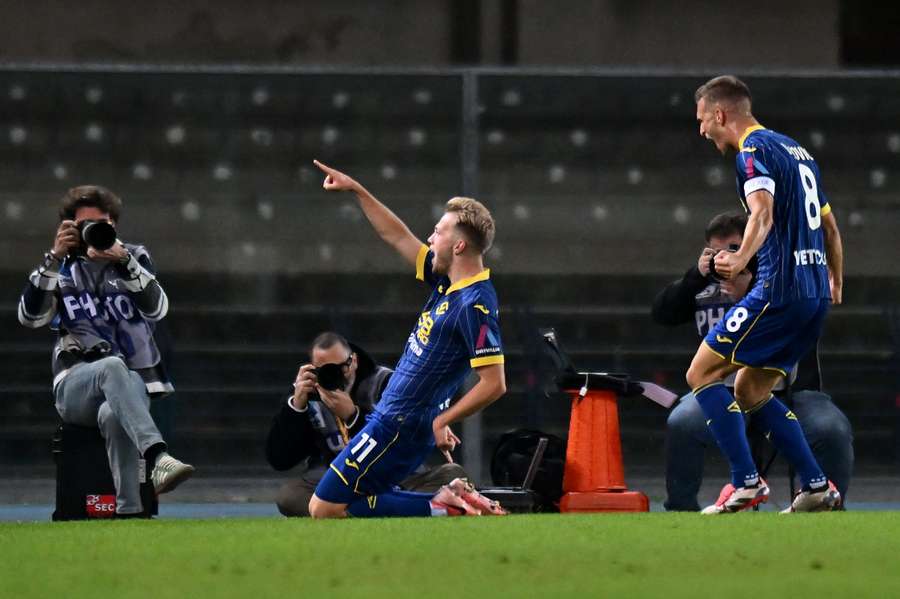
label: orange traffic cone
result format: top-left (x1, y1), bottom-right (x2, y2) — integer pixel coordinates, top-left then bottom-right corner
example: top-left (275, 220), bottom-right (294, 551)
top-left (559, 376), bottom-right (649, 513)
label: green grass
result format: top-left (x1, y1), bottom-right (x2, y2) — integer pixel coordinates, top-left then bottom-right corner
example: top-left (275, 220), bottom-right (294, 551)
top-left (3, 513), bottom-right (900, 598)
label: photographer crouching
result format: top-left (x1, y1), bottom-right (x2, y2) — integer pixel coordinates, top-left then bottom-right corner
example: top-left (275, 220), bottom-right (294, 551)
top-left (266, 332), bottom-right (467, 517)
top-left (18, 186), bottom-right (194, 516)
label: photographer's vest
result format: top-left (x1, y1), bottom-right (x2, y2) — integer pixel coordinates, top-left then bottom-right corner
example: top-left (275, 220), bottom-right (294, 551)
top-left (52, 244), bottom-right (172, 395)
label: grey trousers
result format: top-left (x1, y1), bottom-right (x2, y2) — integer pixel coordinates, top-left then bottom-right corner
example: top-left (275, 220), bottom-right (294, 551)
top-left (276, 462), bottom-right (469, 517)
top-left (54, 357), bottom-right (165, 514)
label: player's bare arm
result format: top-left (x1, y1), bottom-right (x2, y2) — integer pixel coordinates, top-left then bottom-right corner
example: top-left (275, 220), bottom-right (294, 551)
top-left (714, 190), bottom-right (773, 279)
top-left (431, 363), bottom-right (506, 460)
top-left (313, 159), bottom-right (423, 266)
top-left (821, 210), bottom-right (843, 305)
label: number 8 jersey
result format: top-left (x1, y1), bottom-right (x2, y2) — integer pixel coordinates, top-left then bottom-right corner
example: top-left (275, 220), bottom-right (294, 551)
top-left (735, 125), bottom-right (832, 305)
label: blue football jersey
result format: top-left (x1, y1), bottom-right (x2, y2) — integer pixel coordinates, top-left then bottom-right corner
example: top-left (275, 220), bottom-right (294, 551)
top-left (735, 125), bottom-right (832, 305)
top-left (374, 245), bottom-right (504, 420)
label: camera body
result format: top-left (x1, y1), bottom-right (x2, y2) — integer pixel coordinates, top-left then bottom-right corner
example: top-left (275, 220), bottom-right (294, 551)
top-left (307, 362), bottom-right (347, 401)
top-left (73, 220), bottom-right (117, 256)
top-left (708, 243), bottom-right (740, 281)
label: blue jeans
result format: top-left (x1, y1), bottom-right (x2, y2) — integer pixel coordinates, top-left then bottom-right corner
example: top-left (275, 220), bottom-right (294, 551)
top-left (664, 390), bottom-right (854, 511)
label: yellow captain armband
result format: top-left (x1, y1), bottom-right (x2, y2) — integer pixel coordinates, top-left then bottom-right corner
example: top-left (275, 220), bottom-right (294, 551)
top-left (820, 203), bottom-right (832, 217)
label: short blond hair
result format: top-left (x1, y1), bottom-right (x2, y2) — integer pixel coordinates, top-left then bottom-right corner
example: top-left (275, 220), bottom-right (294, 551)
top-left (445, 197), bottom-right (495, 254)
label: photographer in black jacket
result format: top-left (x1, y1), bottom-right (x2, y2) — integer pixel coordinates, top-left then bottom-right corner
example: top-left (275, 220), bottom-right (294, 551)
top-left (266, 332), bottom-right (466, 516)
top-left (652, 212), bottom-right (853, 511)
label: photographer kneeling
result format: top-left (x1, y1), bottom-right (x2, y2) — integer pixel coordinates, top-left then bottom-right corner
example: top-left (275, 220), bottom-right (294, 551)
top-left (266, 332), bottom-right (467, 517)
top-left (18, 186), bottom-right (194, 516)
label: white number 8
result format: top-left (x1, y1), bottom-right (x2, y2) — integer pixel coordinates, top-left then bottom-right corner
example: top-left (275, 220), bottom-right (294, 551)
top-left (798, 163), bottom-right (821, 231)
top-left (726, 307), bottom-right (749, 333)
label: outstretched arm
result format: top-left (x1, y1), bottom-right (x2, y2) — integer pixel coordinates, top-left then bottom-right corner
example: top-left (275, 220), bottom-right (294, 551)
top-left (821, 210), bottom-right (843, 304)
top-left (313, 160), bottom-right (423, 267)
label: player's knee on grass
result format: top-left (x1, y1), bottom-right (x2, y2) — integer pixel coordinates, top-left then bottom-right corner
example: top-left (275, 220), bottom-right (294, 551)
top-left (308, 494), bottom-right (348, 519)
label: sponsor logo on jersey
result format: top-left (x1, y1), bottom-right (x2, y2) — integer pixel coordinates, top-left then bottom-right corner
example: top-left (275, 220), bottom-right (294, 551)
top-left (727, 401), bottom-right (742, 414)
top-left (435, 301), bottom-right (449, 316)
top-left (716, 334), bottom-right (733, 344)
top-left (407, 334), bottom-right (424, 357)
top-left (473, 304), bottom-right (490, 315)
top-left (475, 324), bottom-right (500, 355)
top-left (793, 249), bottom-right (827, 267)
top-left (416, 311), bottom-right (434, 346)
top-left (345, 459), bottom-right (360, 471)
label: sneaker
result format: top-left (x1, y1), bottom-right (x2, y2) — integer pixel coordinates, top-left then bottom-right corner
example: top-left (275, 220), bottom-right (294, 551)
top-left (447, 478), bottom-right (508, 516)
top-left (151, 453), bottom-right (195, 495)
top-left (701, 479), bottom-right (769, 514)
top-left (780, 481), bottom-right (841, 513)
top-left (430, 484), bottom-right (481, 516)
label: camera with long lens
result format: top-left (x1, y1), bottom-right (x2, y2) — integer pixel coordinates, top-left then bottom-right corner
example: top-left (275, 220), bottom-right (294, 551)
top-left (73, 220), bottom-right (117, 256)
top-left (708, 243), bottom-right (741, 281)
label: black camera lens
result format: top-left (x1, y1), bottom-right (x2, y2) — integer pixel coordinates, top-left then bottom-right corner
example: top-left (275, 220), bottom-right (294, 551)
top-left (80, 220), bottom-right (117, 251)
top-left (315, 363), bottom-right (347, 391)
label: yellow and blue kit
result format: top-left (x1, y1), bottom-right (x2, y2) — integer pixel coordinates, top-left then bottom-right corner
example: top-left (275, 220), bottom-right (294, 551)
top-left (704, 125), bottom-right (832, 375)
top-left (315, 245), bottom-right (504, 504)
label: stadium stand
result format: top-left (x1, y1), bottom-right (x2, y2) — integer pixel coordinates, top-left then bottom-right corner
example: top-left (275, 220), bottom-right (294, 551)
top-left (0, 69), bottom-right (897, 477)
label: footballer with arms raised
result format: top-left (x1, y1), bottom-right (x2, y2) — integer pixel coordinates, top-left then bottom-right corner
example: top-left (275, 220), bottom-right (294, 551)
top-left (687, 76), bottom-right (845, 513)
top-left (306, 160), bottom-right (507, 518)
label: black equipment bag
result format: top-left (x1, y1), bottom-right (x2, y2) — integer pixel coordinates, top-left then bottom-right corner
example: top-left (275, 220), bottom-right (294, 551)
top-left (481, 429), bottom-right (567, 513)
top-left (52, 423), bottom-right (157, 520)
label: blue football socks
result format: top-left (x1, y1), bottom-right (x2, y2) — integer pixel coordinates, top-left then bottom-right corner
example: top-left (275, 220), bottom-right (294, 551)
top-left (346, 489), bottom-right (434, 518)
top-left (694, 382), bottom-right (760, 488)
top-left (749, 395), bottom-right (827, 491)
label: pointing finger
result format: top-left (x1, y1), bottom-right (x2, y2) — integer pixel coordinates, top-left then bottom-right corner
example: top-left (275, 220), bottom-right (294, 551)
top-left (313, 159), bottom-right (334, 174)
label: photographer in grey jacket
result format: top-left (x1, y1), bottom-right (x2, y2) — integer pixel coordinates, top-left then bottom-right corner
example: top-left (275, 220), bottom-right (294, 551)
top-left (18, 185), bottom-right (194, 515)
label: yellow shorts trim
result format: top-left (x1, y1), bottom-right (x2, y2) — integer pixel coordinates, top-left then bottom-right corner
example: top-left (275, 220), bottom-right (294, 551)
top-left (701, 340), bottom-right (728, 361)
top-left (329, 463), bottom-right (350, 487)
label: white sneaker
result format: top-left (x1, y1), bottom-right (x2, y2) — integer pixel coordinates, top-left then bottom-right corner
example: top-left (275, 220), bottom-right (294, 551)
top-left (780, 481), bottom-right (841, 513)
top-left (151, 453), bottom-right (195, 495)
top-left (701, 480), bottom-right (769, 514)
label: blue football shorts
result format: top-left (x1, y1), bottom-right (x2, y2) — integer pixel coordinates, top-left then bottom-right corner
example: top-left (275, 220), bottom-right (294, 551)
top-left (703, 295), bottom-right (829, 376)
top-left (314, 412), bottom-right (433, 505)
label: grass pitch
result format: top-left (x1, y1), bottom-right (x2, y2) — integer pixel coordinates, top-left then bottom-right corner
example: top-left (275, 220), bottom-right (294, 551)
top-left (3, 512), bottom-right (899, 598)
